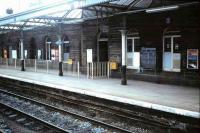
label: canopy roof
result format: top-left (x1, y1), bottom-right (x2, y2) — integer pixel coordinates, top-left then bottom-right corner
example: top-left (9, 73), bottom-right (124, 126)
top-left (0, 0), bottom-right (199, 34)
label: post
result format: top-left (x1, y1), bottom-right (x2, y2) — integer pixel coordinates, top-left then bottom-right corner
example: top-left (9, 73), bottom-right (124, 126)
top-left (45, 42), bottom-right (47, 60)
top-left (92, 62), bottom-right (94, 79)
top-left (58, 35), bottom-right (63, 76)
top-left (15, 58), bottom-right (17, 69)
top-left (6, 58), bottom-right (8, 67)
top-left (47, 60), bottom-right (49, 73)
top-left (107, 62), bottom-right (110, 78)
top-left (20, 38), bottom-right (25, 71)
top-left (87, 63), bottom-right (89, 79)
top-left (77, 61), bottom-right (80, 78)
top-left (120, 30), bottom-right (127, 85)
top-left (35, 59), bottom-right (37, 72)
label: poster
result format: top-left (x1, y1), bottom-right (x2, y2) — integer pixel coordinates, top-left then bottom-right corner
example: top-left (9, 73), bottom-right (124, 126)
top-left (187, 49), bottom-right (198, 69)
top-left (141, 47), bottom-right (156, 69)
top-left (87, 49), bottom-right (93, 63)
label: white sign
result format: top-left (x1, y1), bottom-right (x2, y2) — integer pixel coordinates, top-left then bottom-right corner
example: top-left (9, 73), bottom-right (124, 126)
top-left (12, 50), bottom-right (17, 59)
top-left (37, 50), bottom-right (42, 59)
top-left (87, 49), bottom-right (93, 63)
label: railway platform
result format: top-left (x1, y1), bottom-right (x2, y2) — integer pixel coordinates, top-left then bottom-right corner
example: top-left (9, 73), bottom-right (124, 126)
top-left (0, 68), bottom-right (199, 119)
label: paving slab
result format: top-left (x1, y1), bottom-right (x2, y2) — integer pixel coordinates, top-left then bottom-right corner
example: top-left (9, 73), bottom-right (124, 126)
top-left (0, 68), bottom-right (199, 118)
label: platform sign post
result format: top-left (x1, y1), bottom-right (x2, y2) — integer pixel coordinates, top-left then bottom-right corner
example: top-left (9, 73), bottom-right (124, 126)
top-left (35, 59), bottom-right (37, 72)
top-left (87, 49), bottom-right (93, 63)
top-left (87, 49), bottom-right (93, 79)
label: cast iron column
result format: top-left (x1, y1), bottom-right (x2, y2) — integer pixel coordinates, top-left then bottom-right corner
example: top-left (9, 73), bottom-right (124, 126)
top-left (58, 35), bottom-right (63, 76)
top-left (121, 30), bottom-right (127, 85)
top-left (20, 39), bottom-right (25, 71)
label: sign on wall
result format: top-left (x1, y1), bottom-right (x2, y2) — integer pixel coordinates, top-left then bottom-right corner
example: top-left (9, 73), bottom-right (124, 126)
top-left (140, 47), bottom-right (156, 70)
top-left (12, 50), bottom-right (17, 59)
top-left (187, 49), bottom-right (199, 69)
top-left (87, 49), bottom-right (93, 63)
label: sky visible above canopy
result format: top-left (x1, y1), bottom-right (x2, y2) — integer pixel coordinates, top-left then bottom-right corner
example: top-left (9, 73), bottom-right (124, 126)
top-left (0, 0), bottom-right (65, 17)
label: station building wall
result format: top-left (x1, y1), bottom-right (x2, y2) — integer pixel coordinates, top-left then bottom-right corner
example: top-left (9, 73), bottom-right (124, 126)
top-left (0, 4), bottom-right (199, 86)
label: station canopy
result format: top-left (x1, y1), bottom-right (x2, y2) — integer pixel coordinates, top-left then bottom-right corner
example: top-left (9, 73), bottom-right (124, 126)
top-left (0, 0), bottom-right (199, 34)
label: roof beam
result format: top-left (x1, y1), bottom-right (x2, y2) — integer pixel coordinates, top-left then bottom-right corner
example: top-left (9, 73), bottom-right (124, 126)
top-left (0, 0), bottom-right (117, 26)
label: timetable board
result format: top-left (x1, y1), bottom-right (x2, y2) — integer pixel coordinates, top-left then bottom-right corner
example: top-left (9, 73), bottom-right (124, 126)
top-left (140, 47), bottom-right (156, 70)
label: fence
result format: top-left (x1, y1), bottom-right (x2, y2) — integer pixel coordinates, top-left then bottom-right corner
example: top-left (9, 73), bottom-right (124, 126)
top-left (0, 58), bottom-right (21, 69)
top-left (63, 61), bottom-right (80, 78)
top-left (0, 58), bottom-right (111, 79)
top-left (87, 62), bottom-right (110, 79)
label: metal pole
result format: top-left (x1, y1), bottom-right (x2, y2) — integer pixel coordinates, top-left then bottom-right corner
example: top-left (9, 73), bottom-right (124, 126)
top-left (120, 30), bottom-right (127, 85)
top-left (20, 38), bottom-right (25, 71)
top-left (35, 59), bottom-right (37, 72)
top-left (87, 63), bottom-right (89, 79)
top-left (46, 42), bottom-right (47, 60)
top-left (92, 62), bottom-right (94, 79)
top-left (107, 62), bottom-right (110, 78)
top-left (6, 58), bottom-right (8, 67)
top-left (77, 61), bottom-right (80, 78)
top-left (49, 43), bottom-right (51, 60)
top-left (47, 60), bottom-right (49, 73)
top-left (58, 35), bottom-right (63, 76)
top-left (15, 58), bottom-right (16, 69)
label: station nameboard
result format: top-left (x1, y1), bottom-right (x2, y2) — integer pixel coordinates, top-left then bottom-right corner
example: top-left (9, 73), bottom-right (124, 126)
top-left (140, 47), bottom-right (156, 70)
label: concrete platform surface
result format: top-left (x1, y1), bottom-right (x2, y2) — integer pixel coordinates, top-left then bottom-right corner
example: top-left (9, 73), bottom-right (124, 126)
top-left (0, 68), bottom-right (199, 118)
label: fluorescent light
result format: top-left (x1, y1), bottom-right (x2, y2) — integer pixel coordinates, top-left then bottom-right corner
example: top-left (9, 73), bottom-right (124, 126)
top-left (146, 6), bottom-right (179, 13)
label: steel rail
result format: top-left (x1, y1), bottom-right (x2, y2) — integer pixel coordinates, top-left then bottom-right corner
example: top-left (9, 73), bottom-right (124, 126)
top-left (0, 102), bottom-right (69, 133)
top-left (0, 80), bottom-right (173, 128)
top-left (0, 89), bottom-right (133, 133)
top-left (0, 80), bottom-right (172, 128)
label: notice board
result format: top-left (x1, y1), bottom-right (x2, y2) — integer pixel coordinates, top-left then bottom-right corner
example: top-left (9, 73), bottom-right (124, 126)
top-left (140, 47), bottom-right (156, 70)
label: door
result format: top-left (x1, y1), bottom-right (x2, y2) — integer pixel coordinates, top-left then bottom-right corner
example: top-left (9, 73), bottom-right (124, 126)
top-left (51, 47), bottom-right (59, 61)
top-left (99, 41), bottom-right (108, 62)
top-left (163, 35), bottom-right (181, 72)
top-left (126, 37), bottom-right (140, 69)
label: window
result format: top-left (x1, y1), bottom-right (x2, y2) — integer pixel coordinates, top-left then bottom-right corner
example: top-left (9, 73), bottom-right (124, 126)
top-left (24, 50), bottom-right (28, 59)
top-left (37, 50), bottom-right (42, 60)
top-left (126, 37), bottom-right (140, 69)
top-left (163, 35), bottom-right (181, 72)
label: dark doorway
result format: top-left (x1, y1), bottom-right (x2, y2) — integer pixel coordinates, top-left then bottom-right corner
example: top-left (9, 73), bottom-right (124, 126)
top-left (30, 37), bottom-right (36, 59)
top-left (99, 41), bottom-right (108, 62)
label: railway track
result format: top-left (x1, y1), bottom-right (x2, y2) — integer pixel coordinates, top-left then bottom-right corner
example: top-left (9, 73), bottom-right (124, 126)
top-left (0, 79), bottom-right (199, 133)
top-left (0, 89), bottom-right (136, 133)
top-left (0, 102), bottom-right (65, 133)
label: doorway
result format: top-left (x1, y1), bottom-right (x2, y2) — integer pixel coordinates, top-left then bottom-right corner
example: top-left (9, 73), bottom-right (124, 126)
top-left (99, 41), bottom-right (108, 62)
top-left (163, 35), bottom-right (181, 72)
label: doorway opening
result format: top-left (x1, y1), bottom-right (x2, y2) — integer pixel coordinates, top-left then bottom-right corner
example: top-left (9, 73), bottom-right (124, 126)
top-left (98, 33), bottom-right (108, 62)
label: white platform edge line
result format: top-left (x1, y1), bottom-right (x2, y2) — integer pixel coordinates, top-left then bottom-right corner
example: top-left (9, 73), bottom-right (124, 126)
top-left (0, 73), bottom-right (200, 119)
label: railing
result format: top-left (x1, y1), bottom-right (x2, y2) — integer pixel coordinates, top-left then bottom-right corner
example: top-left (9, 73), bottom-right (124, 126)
top-left (87, 62), bottom-right (110, 79)
top-left (63, 61), bottom-right (80, 78)
top-left (0, 58), bottom-right (21, 69)
top-left (0, 58), bottom-right (110, 79)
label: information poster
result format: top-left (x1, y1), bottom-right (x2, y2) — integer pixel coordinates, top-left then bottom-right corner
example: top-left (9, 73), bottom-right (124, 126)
top-left (87, 49), bottom-right (93, 63)
top-left (187, 49), bottom-right (198, 69)
top-left (141, 47), bottom-right (156, 70)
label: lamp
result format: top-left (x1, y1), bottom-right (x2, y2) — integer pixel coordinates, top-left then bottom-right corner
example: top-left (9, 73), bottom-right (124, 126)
top-left (146, 5), bottom-right (179, 13)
